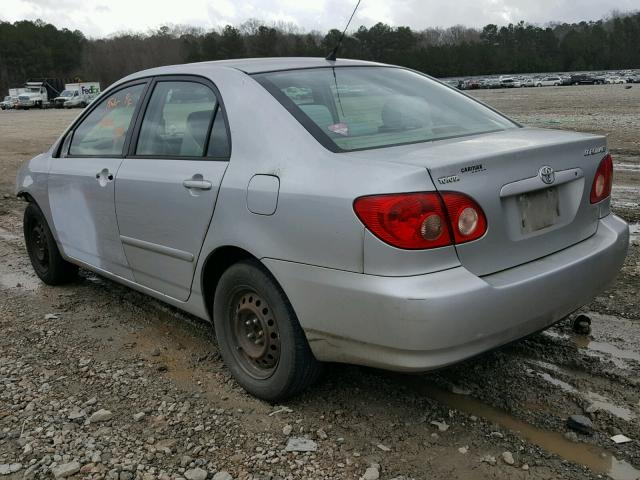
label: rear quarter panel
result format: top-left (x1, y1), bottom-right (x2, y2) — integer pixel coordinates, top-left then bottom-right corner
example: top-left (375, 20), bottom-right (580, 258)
top-left (189, 68), bottom-right (459, 301)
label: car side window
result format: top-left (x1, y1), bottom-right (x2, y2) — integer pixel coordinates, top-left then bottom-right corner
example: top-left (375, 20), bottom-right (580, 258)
top-left (69, 84), bottom-right (144, 156)
top-left (136, 81), bottom-right (217, 157)
top-left (207, 105), bottom-right (231, 158)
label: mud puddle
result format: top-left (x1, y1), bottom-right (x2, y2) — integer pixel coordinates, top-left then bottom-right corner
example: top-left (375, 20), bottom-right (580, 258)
top-left (527, 360), bottom-right (635, 421)
top-left (544, 313), bottom-right (640, 369)
top-left (417, 382), bottom-right (640, 480)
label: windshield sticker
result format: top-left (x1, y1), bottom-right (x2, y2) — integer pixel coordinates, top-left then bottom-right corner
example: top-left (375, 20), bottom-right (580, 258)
top-left (328, 123), bottom-right (349, 136)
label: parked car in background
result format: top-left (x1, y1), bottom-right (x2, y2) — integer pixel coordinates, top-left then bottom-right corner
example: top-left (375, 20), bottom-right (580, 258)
top-left (569, 74), bottom-right (600, 85)
top-left (536, 76), bottom-right (562, 87)
top-left (1, 95), bottom-right (16, 110)
top-left (605, 76), bottom-right (626, 84)
top-left (499, 77), bottom-right (521, 88)
top-left (15, 58), bottom-right (629, 400)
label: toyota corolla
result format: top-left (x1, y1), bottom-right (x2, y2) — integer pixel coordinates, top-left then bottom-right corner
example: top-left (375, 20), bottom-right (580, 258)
top-left (15, 58), bottom-right (629, 400)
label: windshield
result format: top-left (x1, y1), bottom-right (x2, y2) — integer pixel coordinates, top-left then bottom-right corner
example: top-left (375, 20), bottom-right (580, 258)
top-left (255, 67), bottom-right (517, 152)
top-left (61, 90), bottom-right (74, 97)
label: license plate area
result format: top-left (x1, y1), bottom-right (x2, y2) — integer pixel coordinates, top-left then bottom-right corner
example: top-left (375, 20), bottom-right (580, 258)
top-left (518, 187), bottom-right (560, 233)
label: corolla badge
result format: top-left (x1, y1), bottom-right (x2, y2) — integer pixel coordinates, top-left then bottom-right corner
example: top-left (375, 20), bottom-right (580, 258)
top-left (539, 165), bottom-right (555, 185)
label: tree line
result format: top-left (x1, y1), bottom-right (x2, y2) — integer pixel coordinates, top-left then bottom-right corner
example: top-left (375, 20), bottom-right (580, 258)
top-left (0, 11), bottom-right (639, 96)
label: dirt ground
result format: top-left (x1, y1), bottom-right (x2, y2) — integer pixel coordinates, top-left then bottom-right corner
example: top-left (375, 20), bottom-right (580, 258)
top-left (0, 85), bottom-right (639, 480)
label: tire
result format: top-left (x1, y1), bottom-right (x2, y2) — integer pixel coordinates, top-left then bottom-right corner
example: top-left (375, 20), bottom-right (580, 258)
top-left (23, 203), bottom-right (78, 285)
top-left (213, 259), bottom-right (322, 401)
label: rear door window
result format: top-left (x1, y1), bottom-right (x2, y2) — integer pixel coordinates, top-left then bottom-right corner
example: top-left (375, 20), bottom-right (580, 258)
top-left (136, 81), bottom-right (217, 157)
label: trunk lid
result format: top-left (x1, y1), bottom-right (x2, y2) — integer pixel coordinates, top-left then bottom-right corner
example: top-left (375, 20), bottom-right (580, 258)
top-left (352, 127), bottom-right (609, 276)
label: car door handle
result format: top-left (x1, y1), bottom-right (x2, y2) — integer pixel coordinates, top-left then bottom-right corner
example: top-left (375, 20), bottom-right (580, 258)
top-left (182, 179), bottom-right (212, 190)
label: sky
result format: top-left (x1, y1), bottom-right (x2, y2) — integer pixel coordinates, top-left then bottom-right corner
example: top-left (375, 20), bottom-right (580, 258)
top-left (2, 0), bottom-right (638, 38)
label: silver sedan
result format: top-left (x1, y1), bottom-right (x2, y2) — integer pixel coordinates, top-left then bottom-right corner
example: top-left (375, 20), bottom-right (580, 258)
top-left (15, 58), bottom-right (629, 400)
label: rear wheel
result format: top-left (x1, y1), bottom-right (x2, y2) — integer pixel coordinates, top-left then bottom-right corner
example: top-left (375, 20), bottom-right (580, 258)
top-left (213, 260), bottom-right (322, 401)
top-left (23, 203), bottom-right (78, 285)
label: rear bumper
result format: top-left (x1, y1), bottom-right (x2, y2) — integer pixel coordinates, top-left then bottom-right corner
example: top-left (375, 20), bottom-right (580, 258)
top-left (264, 214), bottom-right (629, 371)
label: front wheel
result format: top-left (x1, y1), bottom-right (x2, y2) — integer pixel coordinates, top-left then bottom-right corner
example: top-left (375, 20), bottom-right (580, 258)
top-left (24, 203), bottom-right (78, 285)
top-left (213, 260), bottom-right (322, 401)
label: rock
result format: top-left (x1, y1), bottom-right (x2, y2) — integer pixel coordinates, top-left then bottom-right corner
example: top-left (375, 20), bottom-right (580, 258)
top-left (564, 431), bottom-right (579, 443)
top-left (361, 465), bottom-right (380, 480)
top-left (68, 408), bottom-right (85, 420)
top-left (89, 409), bottom-right (113, 423)
top-left (377, 443), bottom-right (391, 452)
top-left (611, 434), bottom-right (632, 444)
top-left (567, 414), bottom-right (593, 434)
top-left (0, 464), bottom-right (22, 475)
top-left (282, 424), bottom-right (293, 436)
top-left (133, 412), bottom-right (146, 422)
top-left (481, 455), bottom-right (497, 466)
top-left (458, 446), bottom-right (469, 454)
top-left (80, 464), bottom-right (96, 474)
top-left (430, 420), bottom-right (449, 432)
top-left (213, 472), bottom-right (233, 480)
top-left (151, 348), bottom-right (161, 356)
top-left (451, 385), bottom-right (471, 395)
top-left (52, 461), bottom-right (81, 478)
top-left (184, 468), bottom-right (208, 480)
top-left (316, 428), bottom-right (328, 440)
top-left (502, 451), bottom-right (515, 465)
top-left (522, 464), bottom-right (530, 471)
top-left (44, 313), bottom-right (59, 320)
top-left (572, 314), bottom-right (591, 334)
top-left (285, 437), bottom-right (317, 452)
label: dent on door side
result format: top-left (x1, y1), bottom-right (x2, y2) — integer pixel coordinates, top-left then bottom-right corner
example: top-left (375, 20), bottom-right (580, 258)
top-left (246, 175), bottom-right (280, 215)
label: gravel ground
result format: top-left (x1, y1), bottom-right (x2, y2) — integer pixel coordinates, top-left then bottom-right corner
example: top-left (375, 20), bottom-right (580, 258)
top-left (1, 85), bottom-right (639, 480)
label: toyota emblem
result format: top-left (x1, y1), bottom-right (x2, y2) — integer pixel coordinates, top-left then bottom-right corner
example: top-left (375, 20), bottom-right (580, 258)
top-left (539, 165), bottom-right (555, 185)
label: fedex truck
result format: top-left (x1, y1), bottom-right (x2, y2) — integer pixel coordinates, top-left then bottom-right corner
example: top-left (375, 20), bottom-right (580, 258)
top-left (53, 82), bottom-right (101, 109)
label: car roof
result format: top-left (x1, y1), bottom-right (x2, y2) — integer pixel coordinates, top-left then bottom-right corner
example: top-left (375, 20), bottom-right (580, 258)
top-left (195, 57), bottom-right (387, 74)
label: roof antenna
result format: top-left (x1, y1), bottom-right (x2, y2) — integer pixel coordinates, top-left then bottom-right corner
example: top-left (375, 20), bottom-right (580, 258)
top-left (325, 0), bottom-right (362, 61)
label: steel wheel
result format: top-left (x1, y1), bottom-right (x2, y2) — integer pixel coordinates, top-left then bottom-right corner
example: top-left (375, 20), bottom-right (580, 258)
top-left (229, 290), bottom-right (280, 380)
top-left (23, 203), bottom-right (78, 285)
top-left (27, 219), bottom-right (50, 275)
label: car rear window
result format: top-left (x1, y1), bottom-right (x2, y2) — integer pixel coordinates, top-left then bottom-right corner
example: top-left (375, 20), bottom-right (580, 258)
top-left (254, 67), bottom-right (518, 152)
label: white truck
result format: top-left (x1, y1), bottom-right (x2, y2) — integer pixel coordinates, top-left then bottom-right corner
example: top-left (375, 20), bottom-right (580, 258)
top-left (16, 81), bottom-right (56, 109)
top-left (53, 82), bottom-right (101, 109)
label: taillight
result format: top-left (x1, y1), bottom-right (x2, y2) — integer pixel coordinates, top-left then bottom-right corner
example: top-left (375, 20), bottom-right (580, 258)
top-left (590, 154), bottom-right (613, 204)
top-left (353, 193), bottom-right (452, 249)
top-left (353, 192), bottom-right (487, 250)
top-left (440, 192), bottom-right (488, 244)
